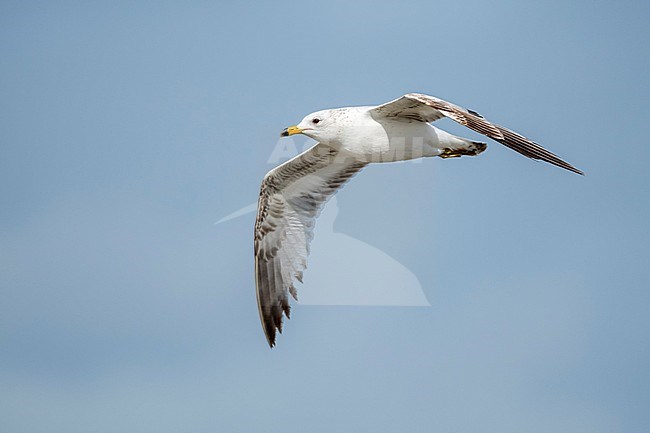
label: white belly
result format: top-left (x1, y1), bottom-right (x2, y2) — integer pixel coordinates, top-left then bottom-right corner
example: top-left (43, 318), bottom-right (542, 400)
top-left (338, 115), bottom-right (450, 163)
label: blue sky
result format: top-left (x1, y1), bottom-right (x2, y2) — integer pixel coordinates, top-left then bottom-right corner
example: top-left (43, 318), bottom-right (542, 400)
top-left (1, 1), bottom-right (649, 432)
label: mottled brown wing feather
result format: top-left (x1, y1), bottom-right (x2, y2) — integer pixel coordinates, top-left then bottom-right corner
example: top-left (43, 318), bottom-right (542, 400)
top-left (373, 93), bottom-right (583, 175)
top-left (254, 144), bottom-right (366, 347)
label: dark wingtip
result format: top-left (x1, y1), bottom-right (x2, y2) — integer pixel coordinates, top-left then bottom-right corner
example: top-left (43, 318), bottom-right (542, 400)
top-left (265, 328), bottom-right (276, 348)
top-left (561, 163), bottom-right (585, 176)
top-left (261, 312), bottom-right (277, 348)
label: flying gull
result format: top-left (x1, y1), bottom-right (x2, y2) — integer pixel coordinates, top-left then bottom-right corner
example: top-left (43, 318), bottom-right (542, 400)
top-left (254, 93), bottom-right (582, 347)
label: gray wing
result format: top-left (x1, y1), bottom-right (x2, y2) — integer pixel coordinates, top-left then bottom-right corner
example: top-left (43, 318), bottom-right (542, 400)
top-left (254, 143), bottom-right (367, 347)
top-left (371, 93), bottom-right (583, 175)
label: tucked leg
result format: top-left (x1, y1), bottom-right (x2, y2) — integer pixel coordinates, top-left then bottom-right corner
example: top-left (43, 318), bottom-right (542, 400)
top-left (439, 140), bottom-right (487, 158)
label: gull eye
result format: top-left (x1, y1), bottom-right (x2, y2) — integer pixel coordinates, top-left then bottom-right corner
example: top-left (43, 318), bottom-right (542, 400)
top-left (312, 118), bottom-right (321, 124)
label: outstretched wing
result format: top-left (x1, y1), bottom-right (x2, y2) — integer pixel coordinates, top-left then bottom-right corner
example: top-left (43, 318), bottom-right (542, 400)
top-left (371, 93), bottom-right (583, 175)
top-left (254, 143), bottom-right (367, 347)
